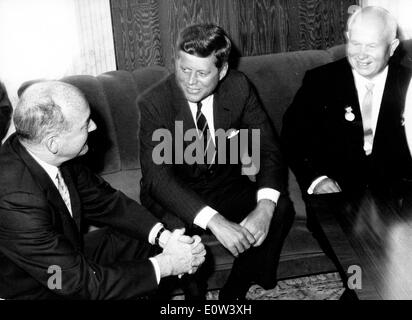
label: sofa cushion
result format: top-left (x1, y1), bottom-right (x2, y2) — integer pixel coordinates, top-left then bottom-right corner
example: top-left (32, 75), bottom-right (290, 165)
top-left (101, 169), bottom-right (142, 203)
top-left (237, 49), bottom-right (342, 134)
top-left (62, 75), bottom-right (121, 174)
top-left (101, 67), bottom-right (170, 171)
top-left (62, 66), bottom-right (169, 175)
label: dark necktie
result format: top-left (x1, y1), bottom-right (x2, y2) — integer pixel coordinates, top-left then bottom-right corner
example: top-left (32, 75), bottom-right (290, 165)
top-left (361, 82), bottom-right (374, 156)
top-left (196, 101), bottom-right (215, 166)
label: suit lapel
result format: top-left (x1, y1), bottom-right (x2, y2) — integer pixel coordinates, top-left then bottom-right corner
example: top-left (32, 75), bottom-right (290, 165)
top-left (338, 60), bottom-right (363, 122)
top-left (11, 137), bottom-right (81, 246)
top-left (330, 60), bottom-right (365, 151)
top-left (170, 77), bottom-right (196, 143)
top-left (213, 85), bottom-right (231, 132)
top-left (374, 64), bottom-right (403, 143)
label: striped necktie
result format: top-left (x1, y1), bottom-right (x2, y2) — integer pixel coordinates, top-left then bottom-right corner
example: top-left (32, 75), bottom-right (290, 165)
top-left (196, 101), bottom-right (215, 166)
top-left (56, 169), bottom-right (72, 216)
top-left (361, 82), bottom-right (375, 156)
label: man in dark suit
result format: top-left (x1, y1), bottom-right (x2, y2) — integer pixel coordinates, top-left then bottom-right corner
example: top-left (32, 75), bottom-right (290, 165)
top-left (281, 6), bottom-right (412, 289)
top-left (0, 81), bottom-right (12, 142)
top-left (283, 6), bottom-right (412, 197)
top-left (139, 24), bottom-right (295, 300)
top-left (0, 81), bottom-right (206, 299)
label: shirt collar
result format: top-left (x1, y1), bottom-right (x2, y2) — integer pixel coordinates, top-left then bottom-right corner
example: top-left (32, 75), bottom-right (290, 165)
top-left (352, 66), bottom-right (389, 89)
top-left (26, 149), bottom-right (59, 182)
top-left (188, 94), bottom-right (214, 110)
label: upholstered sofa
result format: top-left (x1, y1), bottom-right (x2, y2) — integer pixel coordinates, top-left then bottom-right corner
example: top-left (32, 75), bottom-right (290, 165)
top-left (19, 39), bottom-right (412, 292)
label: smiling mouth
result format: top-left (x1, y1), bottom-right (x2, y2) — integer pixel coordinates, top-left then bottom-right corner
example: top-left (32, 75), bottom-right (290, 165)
top-left (186, 87), bottom-right (200, 93)
top-left (356, 61), bottom-right (372, 68)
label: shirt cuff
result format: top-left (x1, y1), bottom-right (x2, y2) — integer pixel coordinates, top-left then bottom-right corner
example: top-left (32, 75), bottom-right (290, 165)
top-left (194, 206), bottom-right (218, 230)
top-left (257, 188), bottom-right (280, 204)
top-left (307, 176), bottom-right (329, 194)
top-left (148, 222), bottom-right (164, 245)
top-left (149, 258), bottom-right (161, 284)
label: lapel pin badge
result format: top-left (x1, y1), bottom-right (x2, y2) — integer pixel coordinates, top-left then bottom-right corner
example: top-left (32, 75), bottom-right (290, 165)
top-left (345, 106), bottom-right (355, 122)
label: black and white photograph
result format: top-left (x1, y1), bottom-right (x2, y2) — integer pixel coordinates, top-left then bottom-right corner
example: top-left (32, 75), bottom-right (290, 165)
top-left (1, 0), bottom-right (412, 312)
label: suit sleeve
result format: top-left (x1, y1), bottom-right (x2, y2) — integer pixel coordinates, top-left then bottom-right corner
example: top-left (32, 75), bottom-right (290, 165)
top-left (0, 191), bottom-right (158, 299)
top-left (281, 70), bottom-right (328, 191)
top-left (238, 75), bottom-right (287, 193)
top-left (70, 162), bottom-right (160, 240)
top-left (139, 97), bottom-right (208, 225)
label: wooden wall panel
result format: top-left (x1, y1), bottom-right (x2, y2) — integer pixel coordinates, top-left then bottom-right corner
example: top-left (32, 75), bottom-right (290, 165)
top-left (159, 0), bottom-right (239, 71)
top-left (237, 0), bottom-right (356, 55)
top-left (296, 0), bottom-right (354, 50)
top-left (111, 0), bottom-right (359, 71)
top-left (238, 0), bottom-right (287, 55)
top-left (110, 0), bottom-right (164, 70)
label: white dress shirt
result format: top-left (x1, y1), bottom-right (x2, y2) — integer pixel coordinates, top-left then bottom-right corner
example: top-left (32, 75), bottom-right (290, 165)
top-left (353, 66), bottom-right (388, 135)
top-left (188, 95), bottom-right (280, 229)
top-left (307, 67), bottom-right (389, 194)
top-left (27, 151), bottom-right (59, 188)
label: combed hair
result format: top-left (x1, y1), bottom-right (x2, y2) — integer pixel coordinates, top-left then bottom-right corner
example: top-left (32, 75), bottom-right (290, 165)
top-left (14, 88), bottom-right (70, 144)
top-left (347, 6), bottom-right (398, 41)
top-left (176, 24), bottom-right (231, 68)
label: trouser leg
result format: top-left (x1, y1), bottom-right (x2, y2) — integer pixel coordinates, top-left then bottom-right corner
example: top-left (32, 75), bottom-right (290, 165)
top-left (83, 227), bottom-right (162, 299)
top-left (305, 193), bottom-right (359, 299)
top-left (215, 180), bottom-right (296, 298)
top-left (225, 195), bottom-right (296, 291)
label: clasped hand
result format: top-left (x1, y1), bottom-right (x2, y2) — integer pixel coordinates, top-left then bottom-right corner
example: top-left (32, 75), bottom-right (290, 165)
top-left (207, 214), bottom-right (256, 257)
top-left (160, 228), bottom-right (206, 277)
top-left (208, 201), bottom-right (275, 257)
top-left (240, 200), bottom-right (275, 247)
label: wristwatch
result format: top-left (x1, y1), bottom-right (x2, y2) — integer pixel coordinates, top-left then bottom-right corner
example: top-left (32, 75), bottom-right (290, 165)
top-left (155, 227), bottom-right (166, 246)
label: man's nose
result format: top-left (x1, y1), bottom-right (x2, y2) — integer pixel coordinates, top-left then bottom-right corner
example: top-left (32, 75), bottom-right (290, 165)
top-left (188, 72), bottom-right (198, 85)
top-left (88, 119), bottom-right (97, 132)
top-left (357, 46), bottom-right (369, 59)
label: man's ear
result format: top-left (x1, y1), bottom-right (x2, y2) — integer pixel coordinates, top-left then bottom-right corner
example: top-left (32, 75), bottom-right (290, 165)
top-left (218, 62), bottom-right (229, 81)
top-left (389, 38), bottom-right (400, 57)
top-left (45, 136), bottom-right (59, 154)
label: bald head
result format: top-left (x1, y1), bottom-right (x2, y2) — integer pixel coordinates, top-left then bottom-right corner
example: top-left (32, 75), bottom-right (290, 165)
top-left (14, 81), bottom-right (88, 145)
top-left (346, 6), bottom-right (399, 79)
top-left (347, 6), bottom-right (398, 43)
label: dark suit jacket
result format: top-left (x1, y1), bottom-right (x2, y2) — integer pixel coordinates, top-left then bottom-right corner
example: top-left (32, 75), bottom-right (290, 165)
top-left (0, 82), bottom-right (12, 142)
top-left (138, 70), bottom-right (286, 225)
top-left (282, 58), bottom-right (412, 194)
top-left (0, 134), bottom-right (160, 299)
